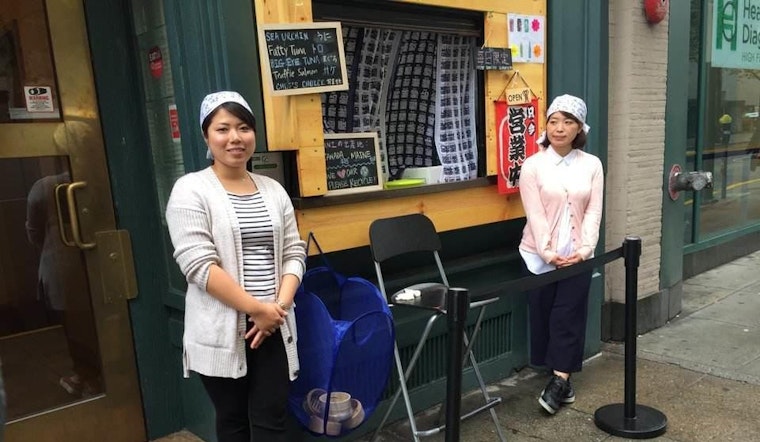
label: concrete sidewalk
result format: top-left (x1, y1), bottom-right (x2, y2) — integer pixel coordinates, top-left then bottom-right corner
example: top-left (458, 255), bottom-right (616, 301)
top-left (361, 249), bottom-right (760, 441)
top-left (155, 250), bottom-right (760, 441)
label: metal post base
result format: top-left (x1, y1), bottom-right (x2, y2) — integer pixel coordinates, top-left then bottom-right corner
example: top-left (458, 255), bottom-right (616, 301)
top-left (594, 404), bottom-right (667, 439)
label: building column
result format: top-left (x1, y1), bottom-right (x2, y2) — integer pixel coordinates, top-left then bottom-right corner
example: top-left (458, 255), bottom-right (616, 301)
top-left (605, 2), bottom-right (671, 339)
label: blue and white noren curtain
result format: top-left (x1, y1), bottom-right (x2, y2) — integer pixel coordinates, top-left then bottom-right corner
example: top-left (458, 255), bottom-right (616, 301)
top-left (322, 27), bottom-right (478, 183)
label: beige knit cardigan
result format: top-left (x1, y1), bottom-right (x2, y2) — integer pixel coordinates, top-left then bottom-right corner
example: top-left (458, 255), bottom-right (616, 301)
top-left (166, 167), bottom-right (306, 380)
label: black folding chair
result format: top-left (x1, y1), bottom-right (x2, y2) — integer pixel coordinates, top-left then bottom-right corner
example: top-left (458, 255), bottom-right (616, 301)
top-left (368, 213), bottom-right (505, 441)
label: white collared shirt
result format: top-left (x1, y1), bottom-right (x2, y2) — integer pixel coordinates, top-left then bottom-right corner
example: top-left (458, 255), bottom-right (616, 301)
top-left (520, 146), bottom-right (576, 275)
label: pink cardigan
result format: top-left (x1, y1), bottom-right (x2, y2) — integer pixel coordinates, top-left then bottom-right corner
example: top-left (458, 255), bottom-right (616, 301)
top-left (518, 147), bottom-right (604, 264)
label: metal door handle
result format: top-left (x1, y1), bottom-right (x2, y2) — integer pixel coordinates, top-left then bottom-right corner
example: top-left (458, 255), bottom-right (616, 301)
top-left (66, 181), bottom-right (96, 250)
top-left (54, 182), bottom-right (76, 247)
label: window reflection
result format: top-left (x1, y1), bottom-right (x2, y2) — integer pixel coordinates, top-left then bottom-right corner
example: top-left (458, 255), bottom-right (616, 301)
top-left (0, 0), bottom-right (60, 122)
top-left (0, 156), bottom-right (102, 421)
top-left (686, 0), bottom-right (760, 243)
top-left (699, 66), bottom-right (760, 237)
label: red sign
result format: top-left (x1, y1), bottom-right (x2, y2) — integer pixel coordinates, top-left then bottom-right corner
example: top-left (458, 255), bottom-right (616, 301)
top-left (496, 98), bottom-right (539, 194)
top-left (169, 104), bottom-right (180, 141)
top-left (148, 46), bottom-right (163, 78)
top-left (644, 0), bottom-right (668, 24)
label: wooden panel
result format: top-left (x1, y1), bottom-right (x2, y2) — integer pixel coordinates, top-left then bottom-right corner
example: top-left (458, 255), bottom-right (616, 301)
top-left (294, 94), bottom-right (326, 196)
top-left (297, 145), bottom-right (328, 196)
top-left (484, 5), bottom-right (547, 175)
top-left (254, 0), bottom-right (313, 147)
top-left (294, 94), bottom-right (324, 148)
top-left (296, 186), bottom-right (525, 253)
top-left (396, 0), bottom-right (521, 14)
top-left (253, 0), bottom-right (327, 196)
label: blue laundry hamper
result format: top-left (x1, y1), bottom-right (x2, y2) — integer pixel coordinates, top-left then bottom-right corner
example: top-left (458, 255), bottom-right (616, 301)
top-left (289, 234), bottom-right (395, 437)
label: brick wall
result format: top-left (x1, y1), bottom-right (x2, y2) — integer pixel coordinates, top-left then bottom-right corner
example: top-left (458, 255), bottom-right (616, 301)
top-left (605, 3), bottom-right (669, 303)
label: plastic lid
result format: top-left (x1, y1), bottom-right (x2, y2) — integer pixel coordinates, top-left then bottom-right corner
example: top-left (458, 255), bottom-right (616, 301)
top-left (384, 178), bottom-right (425, 189)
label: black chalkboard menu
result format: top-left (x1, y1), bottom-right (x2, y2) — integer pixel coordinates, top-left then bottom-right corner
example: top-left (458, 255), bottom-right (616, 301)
top-left (476, 47), bottom-right (513, 70)
top-left (258, 22), bottom-right (349, 96)
top-left (323, 133), bottom-right (383, 195)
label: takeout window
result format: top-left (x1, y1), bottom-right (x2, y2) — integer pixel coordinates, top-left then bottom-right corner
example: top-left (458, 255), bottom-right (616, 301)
top-left (254, 0), bottom-right (545, 198)
top-left (319, 22), bottom-right (483, 195)
top-left (252, 0), bottom-right (545, 252)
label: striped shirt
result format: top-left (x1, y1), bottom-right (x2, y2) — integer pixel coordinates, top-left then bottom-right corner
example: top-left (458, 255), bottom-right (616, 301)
top-left (228, 192), bottom-right (276, 298)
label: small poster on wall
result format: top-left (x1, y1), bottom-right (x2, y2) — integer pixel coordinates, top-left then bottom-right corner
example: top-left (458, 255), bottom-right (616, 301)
top-left (507, 14), bottom-right (545, 64)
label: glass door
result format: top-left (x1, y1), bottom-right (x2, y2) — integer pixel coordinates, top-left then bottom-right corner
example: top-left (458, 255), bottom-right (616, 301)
top-left (0, 1), bottom-right (145, 441)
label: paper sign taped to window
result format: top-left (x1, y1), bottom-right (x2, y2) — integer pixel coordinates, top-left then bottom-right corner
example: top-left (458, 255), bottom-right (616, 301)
top-left (24, 86), bottom-right (54, 113)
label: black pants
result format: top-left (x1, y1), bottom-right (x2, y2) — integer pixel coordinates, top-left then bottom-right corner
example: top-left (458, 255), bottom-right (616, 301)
top-left (526, 265), bottom-right (593, 374)
top-left (199, 331), bottom-right (296, 442)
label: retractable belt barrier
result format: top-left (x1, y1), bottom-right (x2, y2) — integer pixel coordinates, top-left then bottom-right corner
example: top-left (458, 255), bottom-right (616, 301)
top-left (444, 236), bottom-right (667, 442)
top-left (468, 246), bottom-right (623, 303)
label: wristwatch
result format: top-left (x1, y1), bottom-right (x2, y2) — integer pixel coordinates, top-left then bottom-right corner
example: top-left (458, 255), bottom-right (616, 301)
top-left (277, 300), bottom-right (290, 310)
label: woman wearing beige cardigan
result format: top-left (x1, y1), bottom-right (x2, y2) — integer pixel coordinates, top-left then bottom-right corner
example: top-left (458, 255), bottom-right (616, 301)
top-left (166, 91), bottom-right (306, 441)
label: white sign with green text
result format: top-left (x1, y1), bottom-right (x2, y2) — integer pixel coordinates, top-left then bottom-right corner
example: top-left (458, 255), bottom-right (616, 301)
top-left (712, 0), bottom-right (760, 69)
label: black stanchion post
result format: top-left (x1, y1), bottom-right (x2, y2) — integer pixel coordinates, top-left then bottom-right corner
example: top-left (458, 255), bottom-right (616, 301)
top-left (594, 236), bottom-right (668, 439)
top-left (624, 234), bottom-right (639, 419)
top-left (445, 287), bottom-right (468, 442)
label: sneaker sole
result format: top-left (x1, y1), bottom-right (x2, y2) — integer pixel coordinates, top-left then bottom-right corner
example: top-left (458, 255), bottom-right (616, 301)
top-left (540, 388), bottom-right (575, 405)
top-left (59, 378), bottom-right (81, 396)
top-left (538, 396), bottom-right (558, 414)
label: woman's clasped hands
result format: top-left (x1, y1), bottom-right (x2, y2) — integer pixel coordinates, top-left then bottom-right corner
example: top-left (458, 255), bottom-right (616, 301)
top-left (245, 301), bottom-right (287, 349)
top-left (551, 253), bottom-right (583, 269)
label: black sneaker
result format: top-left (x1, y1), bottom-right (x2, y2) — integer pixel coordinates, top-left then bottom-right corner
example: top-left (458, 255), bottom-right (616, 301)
top-left (562, 379), bottom-right (575, 404)
top-left (539, 375), bottom-right (571, 414)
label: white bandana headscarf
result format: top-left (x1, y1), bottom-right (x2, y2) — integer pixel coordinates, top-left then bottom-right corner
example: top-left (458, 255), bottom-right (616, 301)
top-left (199, 91), bottom-right (254, 159)
top-left (199, 91), bottom-right (253, 128)
top-left (537, 94), bottom-right (591, 144)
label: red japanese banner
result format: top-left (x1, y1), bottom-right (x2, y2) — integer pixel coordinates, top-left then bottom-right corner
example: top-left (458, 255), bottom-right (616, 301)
top-left (496, 98), bottom-right (539, 194)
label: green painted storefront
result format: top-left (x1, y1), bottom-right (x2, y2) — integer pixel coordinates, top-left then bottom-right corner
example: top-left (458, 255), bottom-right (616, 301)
top-left (85, 0), bottom-right (610, 440)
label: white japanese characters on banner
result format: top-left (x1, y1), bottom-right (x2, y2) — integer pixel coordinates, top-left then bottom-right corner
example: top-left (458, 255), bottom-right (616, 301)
top-left (507, 14), bottom-right (545, 64)
top-left (496, 98), bottom-right (539, 194)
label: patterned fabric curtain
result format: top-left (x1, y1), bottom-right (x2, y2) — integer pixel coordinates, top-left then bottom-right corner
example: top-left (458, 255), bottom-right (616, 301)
top-left (351, 28), bottom-right (400, 179)
top-left (322, 27), bottom-right (478, 183)
top-left (322, 26), bottom-right (361, 134)
top-left (383, 31), bottom-right (439, 180)
top-left (434, 35), bottom-right (478, 182)
top-left (323, 26), bottom-right (400, 179)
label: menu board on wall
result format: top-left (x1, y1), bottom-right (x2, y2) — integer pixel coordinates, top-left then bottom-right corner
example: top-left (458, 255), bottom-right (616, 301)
top-left (258, 22), bottom-right (349, 96)
top-left (324, 133), bottom-right (383, 195)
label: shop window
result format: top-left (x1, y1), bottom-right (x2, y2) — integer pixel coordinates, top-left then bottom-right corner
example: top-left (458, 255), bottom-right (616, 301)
top-left (315, 0), bottom-right (483, 189)
top-left (686, 0), bottom-right (760, 244)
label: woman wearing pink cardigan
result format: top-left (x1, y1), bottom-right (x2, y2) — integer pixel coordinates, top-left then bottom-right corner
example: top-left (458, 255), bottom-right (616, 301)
top-left (518, 94), bottom-right (604, 415)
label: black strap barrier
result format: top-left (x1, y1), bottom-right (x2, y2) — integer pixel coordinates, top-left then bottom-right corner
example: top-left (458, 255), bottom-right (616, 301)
top-left (444, 236), bottom-right (667, 441)
top-left (593, 237), bottom-right (667, 438)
